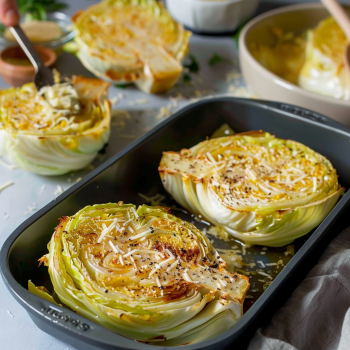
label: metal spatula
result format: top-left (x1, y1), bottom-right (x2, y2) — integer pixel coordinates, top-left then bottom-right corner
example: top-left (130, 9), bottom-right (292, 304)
top-left (9, 24), bottom-right (55, 90)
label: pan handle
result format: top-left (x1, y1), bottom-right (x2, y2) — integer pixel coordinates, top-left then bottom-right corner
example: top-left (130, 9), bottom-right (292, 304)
top-left (257, 100), bottom-right (350, 133)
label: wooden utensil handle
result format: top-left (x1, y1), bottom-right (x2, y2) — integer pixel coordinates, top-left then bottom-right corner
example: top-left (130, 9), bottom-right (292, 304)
top-left (321, 0), bottom-right (350, 41)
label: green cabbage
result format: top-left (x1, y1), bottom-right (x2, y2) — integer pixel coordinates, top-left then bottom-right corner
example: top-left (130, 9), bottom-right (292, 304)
top-left (0, 76), bottom-right (110, 175)
top-left (39, 203), bottom-right (249, 345)
top-left (71, 0), bottom-right (191, 93)
top-left (159, 131), bottom-right (341, 247)
top-left (299, 17), bottom-right (350, 100)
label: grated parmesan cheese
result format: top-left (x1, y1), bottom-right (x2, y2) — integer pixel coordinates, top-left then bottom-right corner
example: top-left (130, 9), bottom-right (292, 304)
top-left (220, 140), bottom-right (232, 148)
top-left (207, 225), bottom-right (230, 242)
top-left (257, 260), bottom-right (265, 268)
top-left (131, 207), bottom-right (139, 220)
top-left (123, 218), bottom-right (133, 227)
top-left (110, 97), bottom-right (119, 105)
top-left (155, 275), bottom-right (162, 288)
top-left (156, 107), bottom-right (171, 120)
top-left (54, 185), bottom-right (63, 195)
top-left (167, 259), bottom-right (179, 272)
top-left (284, 245), bottom-right (295, 256)
top-left (258, 271), bottom-right (272, 280)
top-left (109, 240), bottom-right (119, 254)
top-left (226, 70), bottom-right (242, 82)
top-left (97, 218), bottom-right (118, 243)
top-left (0, 181), bottom-right (14, 193)
top-left (28, 203), bottom-right (37, 212)
top-left (119, 255), bottom-right (124, 265)
top-left (149, 263), bottom-right (161, 277)
top-left (129, 255), bottom-right (137, 269)
top-left (206, 152), bottom-right (216, 164)
top-left (136, 98), bottom-right (148, 104)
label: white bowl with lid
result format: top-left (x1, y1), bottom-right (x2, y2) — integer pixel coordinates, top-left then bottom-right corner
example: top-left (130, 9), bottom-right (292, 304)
top-left (165, 0), bottom-right (260, 34)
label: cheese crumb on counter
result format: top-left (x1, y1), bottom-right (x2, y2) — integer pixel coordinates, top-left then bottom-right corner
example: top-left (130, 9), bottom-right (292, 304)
top-left (54, 185), bottom-right (63, 196)
top-left (0, 181), bottom-right (14, 193)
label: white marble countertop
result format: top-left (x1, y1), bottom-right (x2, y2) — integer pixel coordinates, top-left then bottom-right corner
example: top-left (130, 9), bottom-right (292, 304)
top-left (1, 1), bottom-right (346, 350)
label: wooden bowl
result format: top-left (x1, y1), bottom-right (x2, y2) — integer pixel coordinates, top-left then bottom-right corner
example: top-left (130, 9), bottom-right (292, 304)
top-left (0, 45), bottom-right (56, 87)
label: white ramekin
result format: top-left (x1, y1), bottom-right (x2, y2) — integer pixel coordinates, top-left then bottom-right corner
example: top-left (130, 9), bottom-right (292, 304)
top-left (165, 0), bottom-right (260, 34)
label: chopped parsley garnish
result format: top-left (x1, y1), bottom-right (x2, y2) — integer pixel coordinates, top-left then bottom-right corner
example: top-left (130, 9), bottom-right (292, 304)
top-left (183, 55), bottom-right (200, 74)
top-left (208, 53), bottom-right (233, 66)
top-left (114, 84), bottom-right (126, 89)
top-left (182, 73), bottom-right (192, 83)
top-left (232, 18), bottom-right (250, 48)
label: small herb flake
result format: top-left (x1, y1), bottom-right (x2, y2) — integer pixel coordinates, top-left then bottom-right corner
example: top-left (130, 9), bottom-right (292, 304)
top-left (232, 18), bottom-right (250, 48)
top-left (183, 55), bottom-right (200, 74)
top-left (114, 84), bottom-right (126, 89)
top-left (208, 53), bottom-right (232, 66)
top-left (182, 73), bottom-right (192, 83)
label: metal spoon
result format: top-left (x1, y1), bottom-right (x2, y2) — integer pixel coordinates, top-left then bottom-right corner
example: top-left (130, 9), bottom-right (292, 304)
top-left (9, 24), bottom-right (55, 90)
top-left (321, 0), bottom-right (350, 75)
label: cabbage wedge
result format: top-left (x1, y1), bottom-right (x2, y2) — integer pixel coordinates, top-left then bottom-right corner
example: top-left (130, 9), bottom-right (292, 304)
top-left (299, 17), bottom-right (350, 100)
top-left (159, 131), bottom-right (341, 247)
top-left (39, 203), bottom-right (249, 345)
top-left (71, 0), bottom-right (191, 93)
top-left (0, 76), bottom-right (110, 175)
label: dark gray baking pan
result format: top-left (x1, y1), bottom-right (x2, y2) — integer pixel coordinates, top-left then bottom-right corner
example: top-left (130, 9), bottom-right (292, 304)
top-left (1, 97), bottom-right (350, 350)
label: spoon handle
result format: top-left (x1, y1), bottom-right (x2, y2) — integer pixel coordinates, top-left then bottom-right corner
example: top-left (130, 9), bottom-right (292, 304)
top-left (321, 0), bottom-right (350, 41)
top-left (9, 25), bottom-right (46, 72)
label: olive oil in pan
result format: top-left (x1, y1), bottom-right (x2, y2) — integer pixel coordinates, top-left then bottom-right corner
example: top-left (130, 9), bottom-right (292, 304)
top-left (207, 231), bottom-right (295, 313)
top-left (190, 215), bottom-right (295, 313)
top-left (137, 192), bottom-right (295, 314)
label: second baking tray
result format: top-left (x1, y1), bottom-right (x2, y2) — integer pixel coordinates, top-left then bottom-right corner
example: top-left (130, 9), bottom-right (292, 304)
top-left (1, 97), bottom-right (350, 350)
